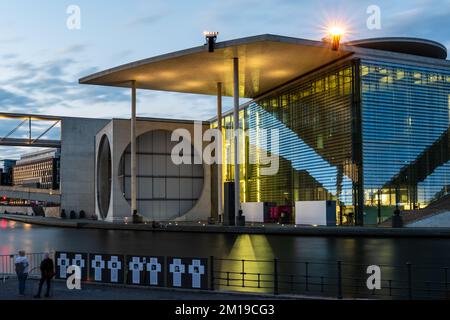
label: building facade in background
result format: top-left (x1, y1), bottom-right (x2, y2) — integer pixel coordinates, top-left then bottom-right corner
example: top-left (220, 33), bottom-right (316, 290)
top-left (13, 149), bottom-right (60, 190)
top-left (0, 160), bottom-right (17, 186)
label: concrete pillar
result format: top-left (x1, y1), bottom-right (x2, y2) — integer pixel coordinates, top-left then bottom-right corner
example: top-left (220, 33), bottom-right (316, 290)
top-left (233, 58), bottom-right (240, 218)
top-left (131, 80), bottom-right (137, 215)
top-left (217, 82), bottom-right (223, 220)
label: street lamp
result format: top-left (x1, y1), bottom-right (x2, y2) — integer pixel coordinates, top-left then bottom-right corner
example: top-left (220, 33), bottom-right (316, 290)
top-left (203, 31), bottom-right (219, 53)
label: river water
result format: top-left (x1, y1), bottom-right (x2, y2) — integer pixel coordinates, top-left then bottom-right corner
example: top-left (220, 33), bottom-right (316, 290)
top-left (1, 219), bottom-right (450, 298)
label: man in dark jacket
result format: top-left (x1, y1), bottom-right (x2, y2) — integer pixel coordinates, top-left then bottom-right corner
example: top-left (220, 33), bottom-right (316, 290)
top-left (34, 253), bottom-right (54, 298)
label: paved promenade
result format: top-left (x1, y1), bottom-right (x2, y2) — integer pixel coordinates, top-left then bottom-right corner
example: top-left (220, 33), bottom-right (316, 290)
top-left (2, 214), bottom-right (450, 238)
top-left (0, 277), bottom-right (279, 300)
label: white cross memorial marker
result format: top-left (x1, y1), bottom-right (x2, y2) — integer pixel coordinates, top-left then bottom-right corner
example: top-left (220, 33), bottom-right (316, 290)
top-left (72, 254), bottom-right (85, 268)
top-left (188, 259), bottom-right (205, 288)
top-left (92, 255), bottom-right (105, 281)
top-left (107, 256), bottom-right (122, 283)
top-left (146, 257), bottom-right (162, 286)
top-left (71, 254), bottom-right (85, 280)
top-left (129, 257), bottom-right (144, 284)
top-left (57, 253), bottom-right (70, 278)
top-left (169, 258), bottom-right (185, 287)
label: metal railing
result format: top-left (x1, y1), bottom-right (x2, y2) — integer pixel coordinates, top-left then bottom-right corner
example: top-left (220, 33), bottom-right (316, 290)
top-left (211, 257), bottom-right (450, 300)
top-left (0, 252), bottom-right (54, 281)
top-left (1, 252), bottom-right (449, 300)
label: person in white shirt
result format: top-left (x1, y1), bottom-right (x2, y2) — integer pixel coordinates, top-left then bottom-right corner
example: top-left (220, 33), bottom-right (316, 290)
top-left (15, 250), bottom-right (30, 296)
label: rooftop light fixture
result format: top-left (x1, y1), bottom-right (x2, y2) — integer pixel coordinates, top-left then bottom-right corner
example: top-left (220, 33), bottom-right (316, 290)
top-left (327, 25), bottom-right (344, 51)
top-left (203, 31), bottom-right (219, 52)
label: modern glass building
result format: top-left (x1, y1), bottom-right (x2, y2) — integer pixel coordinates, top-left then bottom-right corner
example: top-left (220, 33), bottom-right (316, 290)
top-left (213, 39), bottom-right (450, 225)
top-left (81, 34), bottom-right (450, 225)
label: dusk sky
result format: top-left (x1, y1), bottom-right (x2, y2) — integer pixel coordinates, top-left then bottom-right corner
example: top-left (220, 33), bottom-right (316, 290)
top-left (0, 0), bottom-right (449, 159)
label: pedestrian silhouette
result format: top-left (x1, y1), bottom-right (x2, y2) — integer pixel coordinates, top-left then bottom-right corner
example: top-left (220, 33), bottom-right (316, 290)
top-left (34, 253), bottom-right (55, 298)
top-left (15, 250), bottom-right (30, 296)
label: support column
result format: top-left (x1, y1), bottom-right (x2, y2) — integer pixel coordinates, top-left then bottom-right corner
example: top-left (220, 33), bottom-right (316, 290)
top-left (233, 58), bottom-right (241, 219)
top-left (131, 80), bottom-right (137, 216)
top-left (351, 59), bottom-right (364, 226)
top-left (217, 82), bottom-right (223, 221)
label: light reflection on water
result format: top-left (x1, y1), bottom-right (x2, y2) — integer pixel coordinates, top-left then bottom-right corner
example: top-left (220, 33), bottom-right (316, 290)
top-left (217, 235), bottom-right (274, 293)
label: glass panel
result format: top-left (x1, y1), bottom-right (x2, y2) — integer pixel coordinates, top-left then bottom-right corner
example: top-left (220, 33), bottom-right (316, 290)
top-left (219, 64), bottom-right (355, 224)
top-left (361, 60), bottom-right (450, 223)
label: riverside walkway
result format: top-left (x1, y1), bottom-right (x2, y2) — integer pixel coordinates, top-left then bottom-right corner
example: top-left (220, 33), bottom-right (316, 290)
top-left (0, 277), bottom-right (281, 300)
top-left (2, 214), bottom-right (450, 238)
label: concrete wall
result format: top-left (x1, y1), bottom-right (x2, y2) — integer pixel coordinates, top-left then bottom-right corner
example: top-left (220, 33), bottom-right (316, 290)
top-left (95, 121), bottom-right (114, 220)
top-left (0, 206), bottom-right (60, 217)
top-left (44, 207), bottom-right (61, 218)
top-left (60, 117), bottom-right (109, 217)
top-left (95, 118), bottom-right (212, 222)
top-left (0, 206), bottom-right (35, 215)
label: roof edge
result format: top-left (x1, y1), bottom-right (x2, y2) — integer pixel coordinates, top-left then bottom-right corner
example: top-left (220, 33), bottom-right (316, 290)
top-left (78, 34), bottom-right (333, 85)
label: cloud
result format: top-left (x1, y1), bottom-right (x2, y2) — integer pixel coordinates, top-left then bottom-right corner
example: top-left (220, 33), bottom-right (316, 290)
top-left (0, 146), bottom-right (47, 161)
top-left (0, 88), bottom-right (34, 108)
top-left (0, 36), bottom-right (25, 44)
top-left (58, 44), bottom-right (89, 55)
top-left (2, 54), bottom-right (18, 60)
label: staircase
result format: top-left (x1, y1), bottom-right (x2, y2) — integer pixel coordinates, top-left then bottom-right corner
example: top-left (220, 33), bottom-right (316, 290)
top-left (381, 194), bottom-right (450, 226)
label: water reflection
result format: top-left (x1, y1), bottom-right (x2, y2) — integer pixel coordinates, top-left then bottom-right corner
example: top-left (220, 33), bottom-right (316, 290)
top-left (217, 235), bottom-right (275, 293)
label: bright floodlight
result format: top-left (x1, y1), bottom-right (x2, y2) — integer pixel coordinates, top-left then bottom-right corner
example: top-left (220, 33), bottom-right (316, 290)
top-left (203, 31), bottom-right (219, 37)
top-left (327, 25), bottom-right (344, 51)
top-left (204, 31), bottom-right (219, 53)
top-left (329, 26), bottom-right (344, 37)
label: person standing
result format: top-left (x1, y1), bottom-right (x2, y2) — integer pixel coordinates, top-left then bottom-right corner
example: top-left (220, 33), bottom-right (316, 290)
top-left (15, 250), bottom-right (30, 296)
top-left (34, 253), bottom-right (55, 298)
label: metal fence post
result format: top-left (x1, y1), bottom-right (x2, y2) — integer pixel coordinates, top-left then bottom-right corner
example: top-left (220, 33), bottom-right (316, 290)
top-left (389, 280), bottom-right (392, 297)
top-left (305, 262), bottom-right (309, 291)
top-left (87, 253), bottom-right (91, 282)
top-left (273, 258), bottom-right (279, 295)
top-left (163, 256), bottom-right (168, 288)
top-left (124, 255), bottom-right (128, 285)
top-left (407, 262), bottom-right (412, 300)
top-left (444, 267), bottom-right (448, 299)
top-left (321, 276), bottom-right (324, 293)
top-left (337, 261), bottom-right (343, 299)
top-left (210, 256), bottom-right (215, 291)
top-left (290, 274), bottom-right (294, 292)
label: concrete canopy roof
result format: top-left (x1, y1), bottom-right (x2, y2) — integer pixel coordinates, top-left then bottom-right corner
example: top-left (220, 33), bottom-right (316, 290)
top-left (79, 34), bottom-right (353, 98)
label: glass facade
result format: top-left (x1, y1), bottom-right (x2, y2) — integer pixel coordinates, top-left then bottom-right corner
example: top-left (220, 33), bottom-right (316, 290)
top-left (361, 60), bottom-right (450, 223)
top-left (215, 63), bottom-right (358, 225)
top-left (215, 58), bottom-right (450, 225)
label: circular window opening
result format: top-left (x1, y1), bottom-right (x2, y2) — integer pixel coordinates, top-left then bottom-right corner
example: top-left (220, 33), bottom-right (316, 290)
top-left (97, 135), bottom-right (111, 219)
top-left (118, 129), bottom-right (204, 220)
